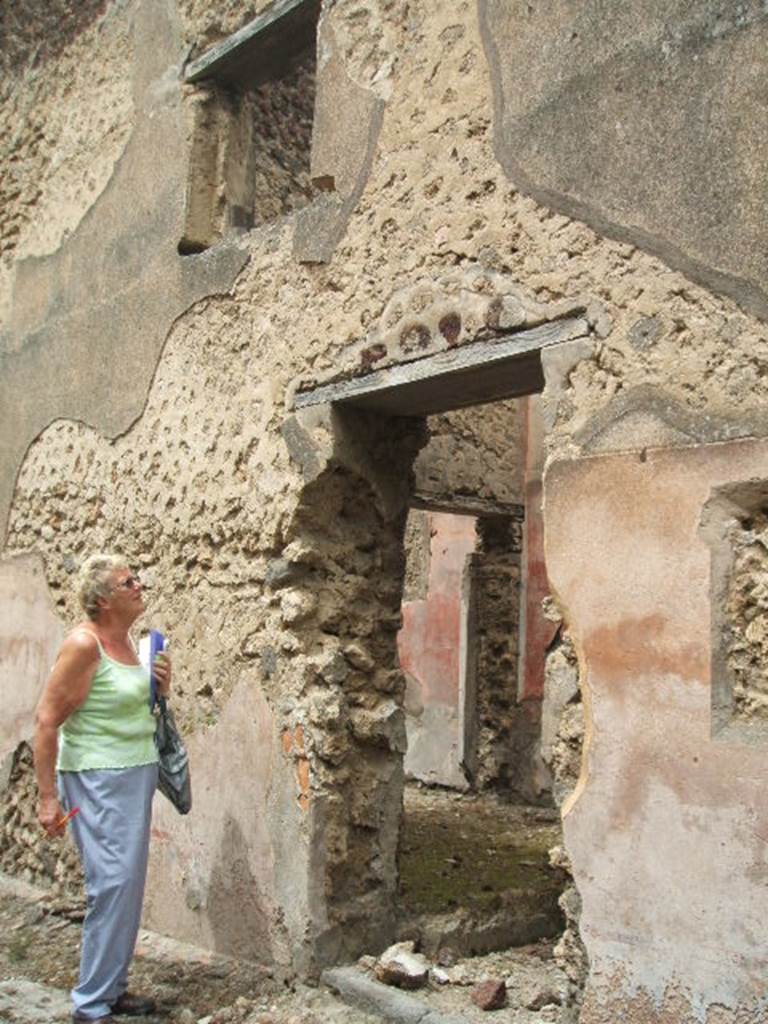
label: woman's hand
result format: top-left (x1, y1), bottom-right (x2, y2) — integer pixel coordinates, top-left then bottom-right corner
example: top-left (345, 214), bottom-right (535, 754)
top-left (38, 794), bottom-right (66, 838)
top-left (154, 652), bottom-right (172, 697)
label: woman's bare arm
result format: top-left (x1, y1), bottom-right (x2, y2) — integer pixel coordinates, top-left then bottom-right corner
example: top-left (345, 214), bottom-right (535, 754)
top-left (34, 631), bottom-right (99, 836)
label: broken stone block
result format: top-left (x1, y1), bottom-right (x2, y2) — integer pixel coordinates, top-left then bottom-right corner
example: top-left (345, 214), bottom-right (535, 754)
top-left (443, 963), bottom-right (477, 986)
top-left (496, 296), bottom-right (526, 330)
top-left (374, 941), bottom-right (429, 990)
top-left (279, 589), bottom-right (317, 625)
top-left (265, 558), bottom-right (305, 589)
top-left (522, 981), bottom-right (563, 1010)
top-left (470, 978), bottom-right (507, 1010)
top-left (342, 641), bottom-right (375, 672)
top-left (349, 701), bottom-right (407, 752)
top-left (436, 946), bottom-right (459, 967)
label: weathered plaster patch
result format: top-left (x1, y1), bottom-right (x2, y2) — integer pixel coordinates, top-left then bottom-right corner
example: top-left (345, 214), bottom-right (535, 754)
top-left (478, 0), bottom-right (768, 321)
top-left (0, 4), bottom-right (134, 326)
top-left (0, 553), bottom-right (64, 766)
top-left (576, 385), bottom-right (768, 456)
top-left (293, 16), bottom-right (385, 264)
top-left (145, 674), bottom-right (294, 966)
top-left (0, 0), bottom-right (249, 540)
top-left (546, 440), bottom-right (768, 1022)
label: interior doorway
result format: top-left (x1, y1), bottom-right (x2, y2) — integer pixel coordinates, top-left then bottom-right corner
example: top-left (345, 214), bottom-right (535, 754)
top-left (290, 315), bottom-right (588, 978)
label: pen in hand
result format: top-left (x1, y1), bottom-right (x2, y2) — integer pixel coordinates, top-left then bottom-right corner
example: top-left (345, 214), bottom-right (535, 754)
top-left (55, 806), bottom-right (80, 830)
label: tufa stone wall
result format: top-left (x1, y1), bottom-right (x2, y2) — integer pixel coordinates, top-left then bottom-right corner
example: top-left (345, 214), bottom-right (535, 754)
top-left (471, 514), bottom-right (526, 793)
top-left (0, 744), bottom-right (83, 899)
top-left (725, 502), bottom-right (768, 722)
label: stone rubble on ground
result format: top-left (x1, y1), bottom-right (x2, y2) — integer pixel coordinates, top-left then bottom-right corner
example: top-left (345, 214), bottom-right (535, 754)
top-left (374, 940), bottom-right (430, 989)
top-left (470, 978), bottom-right (507, 1010)
top-left (366, 940), bottom-right (573, 1020)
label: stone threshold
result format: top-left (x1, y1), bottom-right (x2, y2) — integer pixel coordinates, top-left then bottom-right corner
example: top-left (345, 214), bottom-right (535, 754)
top-left (322, 966), bottom-right (470, 1024)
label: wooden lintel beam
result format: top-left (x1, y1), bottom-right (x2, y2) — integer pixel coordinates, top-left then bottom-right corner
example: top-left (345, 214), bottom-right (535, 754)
top-left (184, 0), bottom-right (321, 88)
top-left (293, 317), bottom-right (589, 417)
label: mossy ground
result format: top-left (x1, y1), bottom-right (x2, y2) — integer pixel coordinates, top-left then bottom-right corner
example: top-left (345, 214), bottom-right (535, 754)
top-left (398, 785), bottom-right (564, 917)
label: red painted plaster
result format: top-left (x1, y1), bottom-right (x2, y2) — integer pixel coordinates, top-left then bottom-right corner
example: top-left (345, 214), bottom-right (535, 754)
top-left (398, 511), bottom-right (476, 711)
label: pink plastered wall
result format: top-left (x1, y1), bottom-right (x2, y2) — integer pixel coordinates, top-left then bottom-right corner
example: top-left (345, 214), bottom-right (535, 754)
top-left (398, 511), bottom-right (476, 786)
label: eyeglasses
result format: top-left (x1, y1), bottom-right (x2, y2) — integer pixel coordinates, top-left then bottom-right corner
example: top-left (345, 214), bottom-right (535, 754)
top-left (113, 574), bottom-right (141, 591)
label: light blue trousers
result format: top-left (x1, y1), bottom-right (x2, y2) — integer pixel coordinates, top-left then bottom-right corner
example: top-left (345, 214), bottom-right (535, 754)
top-left (58, 763), bottom-right (158, 1021)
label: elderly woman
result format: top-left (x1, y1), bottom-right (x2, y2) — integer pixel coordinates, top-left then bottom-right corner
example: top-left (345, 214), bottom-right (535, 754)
top-left (34, 554), bottom-right (171, 1024)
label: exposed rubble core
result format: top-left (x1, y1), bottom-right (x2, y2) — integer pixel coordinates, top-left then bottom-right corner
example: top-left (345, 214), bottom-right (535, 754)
top-left (178, 0), bottom-right (276, 54)
top-left (414, 400), bottom-right (525, 508)
top-left (279, 415), bottom-right (425, 962)
top-left (542, 627), bottom-right (588, 1002)
top-left (725, 502), bottom-right (768, 721)
top-left (0, 744), bottom-right (83, 898)
top-left (249, 60), bottom-right (316, 225)
top-left (543, 628), bottom-right (583, 806)
top-left (472, 515), bottom-right (525, 792)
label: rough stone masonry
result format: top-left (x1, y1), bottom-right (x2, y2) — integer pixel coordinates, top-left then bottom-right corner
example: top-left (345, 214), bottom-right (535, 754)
top-left (2, 1), bottom-right (768, 1022)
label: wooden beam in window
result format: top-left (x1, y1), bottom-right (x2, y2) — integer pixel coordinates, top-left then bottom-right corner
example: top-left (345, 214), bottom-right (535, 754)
top-left (184, 0), bottom-right (321, 90)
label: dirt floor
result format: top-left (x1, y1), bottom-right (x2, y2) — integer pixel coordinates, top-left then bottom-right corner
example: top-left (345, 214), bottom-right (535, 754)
top-left (0, 875), bottom-right (380, 1024)
top-left (398, 785), bottom-right (565, 955)
top-left (0, 786), bottom-right (574, 1023)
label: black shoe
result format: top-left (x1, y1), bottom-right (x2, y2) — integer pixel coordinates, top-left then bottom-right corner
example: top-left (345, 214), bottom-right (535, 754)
top-left (110, 992), bottom-right (157, 1016)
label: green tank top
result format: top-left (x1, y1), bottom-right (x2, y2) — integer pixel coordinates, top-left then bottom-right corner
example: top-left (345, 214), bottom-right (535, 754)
top-left (57, 631), bottom-right (158, 772)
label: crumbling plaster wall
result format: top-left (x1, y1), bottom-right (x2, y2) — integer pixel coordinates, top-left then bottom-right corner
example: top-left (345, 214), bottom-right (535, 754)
top-left (0, 0), bottom-right (133, 325)
top-left (545, 441), bottom-right (768, 1023)
top-left (1, 0), bottom-right (768, 995)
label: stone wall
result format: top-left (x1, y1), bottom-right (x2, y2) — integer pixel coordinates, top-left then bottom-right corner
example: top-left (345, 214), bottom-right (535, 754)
top-left (1, 0), bottom-right (768, 1014)
top-left (725, 500), bottom-right (768, 722)
top-left (470, 514), bottom-right (528, 794)
top-left (0, 744), bottom-right (83, 900)
top-left (413, 400), bottom-right (524, 508)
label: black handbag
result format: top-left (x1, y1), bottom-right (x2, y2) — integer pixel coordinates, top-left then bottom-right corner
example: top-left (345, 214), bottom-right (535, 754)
top-left (154, 696), bottom-right (192, 815)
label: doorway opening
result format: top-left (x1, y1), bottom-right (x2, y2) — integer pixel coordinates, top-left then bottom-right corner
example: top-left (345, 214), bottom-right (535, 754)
top-left (290, 314), bottom-right (588, 1000)
top-left (395, 398), bottom-right (568, 959)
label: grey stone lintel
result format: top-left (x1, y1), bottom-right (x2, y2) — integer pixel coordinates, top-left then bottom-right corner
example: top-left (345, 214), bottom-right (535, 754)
top-left (294, 317), bottom-right (589, 417)
top-left (184, 0), bottom-right (321, 89)
top-left (410, 493), bottom-right (525, 520)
